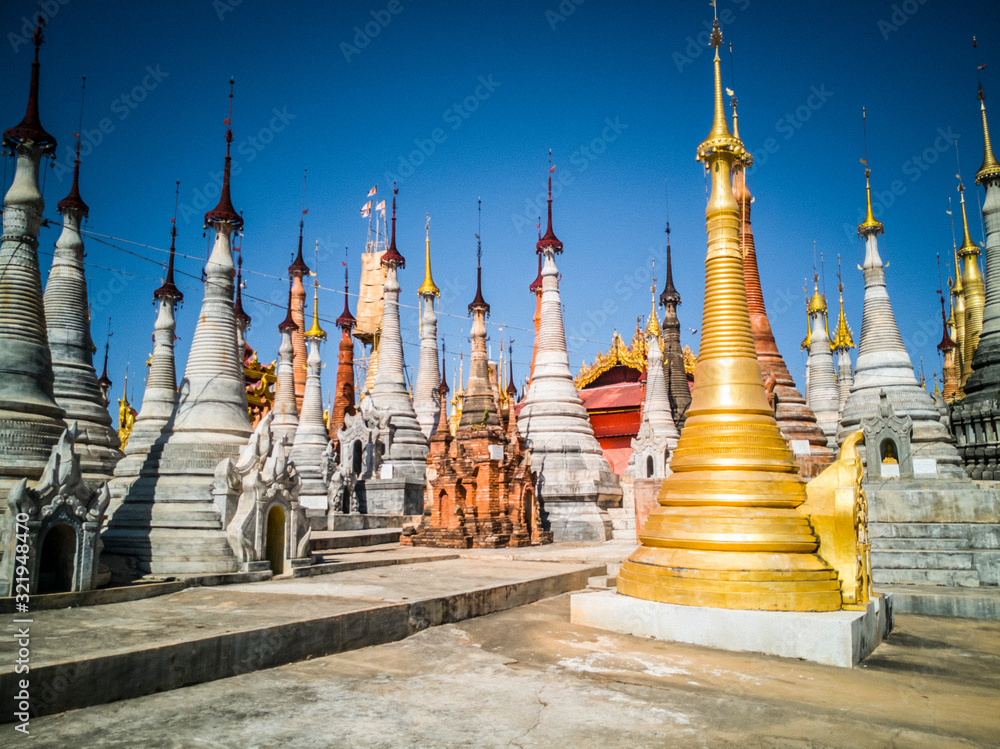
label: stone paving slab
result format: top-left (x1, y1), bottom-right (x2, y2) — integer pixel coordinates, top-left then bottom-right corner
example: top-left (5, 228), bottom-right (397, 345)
top-left (1, 559), bottom-right (602, 719)
top-left (15, 594), bottom-right (1000, 748)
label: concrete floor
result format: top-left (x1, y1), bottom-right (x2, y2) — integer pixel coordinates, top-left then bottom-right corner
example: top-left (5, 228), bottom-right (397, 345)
top-left (21, 593), bottom-right (1000, 748)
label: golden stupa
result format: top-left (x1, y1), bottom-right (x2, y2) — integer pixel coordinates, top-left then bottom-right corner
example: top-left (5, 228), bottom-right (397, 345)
top-left (617, 21), bottom-right (843, 612)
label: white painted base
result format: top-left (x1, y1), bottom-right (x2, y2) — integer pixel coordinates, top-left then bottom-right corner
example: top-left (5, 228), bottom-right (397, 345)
top-left (570, 590), bottom-right (893, 668)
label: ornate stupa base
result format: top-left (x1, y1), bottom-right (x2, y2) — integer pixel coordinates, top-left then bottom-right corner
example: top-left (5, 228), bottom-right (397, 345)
top-left (571, 589), bottom-right (893, 668)
top-left (619, 467), bottom-right (845, 612)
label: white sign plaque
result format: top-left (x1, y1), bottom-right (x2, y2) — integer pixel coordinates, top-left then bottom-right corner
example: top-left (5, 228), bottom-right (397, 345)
top-left (913, 458), bottom-right (938, 476)
top-left (299, 495), bottom-right (326, 510)
top-left (380, 463), bottom-right (394, 479)
top-left (881, 463), bottom-right (900, 479)
top-left (488, 444), bottom-right (504, 461)
top-left (790, 440), bottom-right (812, 456)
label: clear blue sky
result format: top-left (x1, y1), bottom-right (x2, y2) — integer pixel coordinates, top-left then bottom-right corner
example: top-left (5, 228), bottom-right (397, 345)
top-left (1, 0), bottom-right (997, 424)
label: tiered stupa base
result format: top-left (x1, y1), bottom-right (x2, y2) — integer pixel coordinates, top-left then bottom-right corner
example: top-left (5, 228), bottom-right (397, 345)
top-left (532, 444), bottom-right (619, 542)
top-left (0, 409), bottom-right (66, 497)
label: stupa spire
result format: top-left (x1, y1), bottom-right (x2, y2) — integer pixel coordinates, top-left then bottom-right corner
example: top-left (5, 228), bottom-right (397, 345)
top-left (517, 154), bottom-right (621, 541)
top-left (957, 173), bottom-right (985, 385)
top-left (57, 79), bottom-right (88, 217)
top-left (461, 200), bottom-right (499, 429)
top-left (291, 248), bottom-right (331, 509)
top-left (271, 278), bottom-right (300, 445)
top-left (977, 80), bottom-right (1000, 184)
top-left (832, 256), bottom-right (856, 414)
top-left (329, 250), bottom-right (357, 441)
top-left (203, 79), bottom-right (241, 229)
top-left (98, 320), bottom-right (113, 403)
top-left (414, 214), bottom-right (442, 437)
top-left (0, 12), bottom-right (66, 497)
top-left (838, 110), bottom-right (963, 475)
top-left (658, 204), bottom-right (691, 428)
top-left (537, 151), bottom-right (563, 253)
top-left (619, 20), bottom-right (843, 611)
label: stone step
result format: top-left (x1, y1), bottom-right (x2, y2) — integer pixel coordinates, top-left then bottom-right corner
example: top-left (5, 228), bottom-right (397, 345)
top-left (587, 574), bottom-right (617, 589)
top-left (309, 528), bottom-right (402, 552)
top-left (871, 568), bottom-right (981, 587)
top-left (872, 537), bottom-right (972, 551)
top-left (871, 549), bottom-right (973, 570)
top-left (869, 523), bottom-right (976, 539)
top-left (610, 517), bottom-right (635, 531)
top-left (876, 584), bottom-right (1000, 619)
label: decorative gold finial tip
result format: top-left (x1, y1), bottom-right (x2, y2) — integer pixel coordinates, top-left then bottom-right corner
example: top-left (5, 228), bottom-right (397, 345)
top-left (710, 20), bottom-right (723, 48)
top-left (977, 85), bottom-right (1000, 183)
top-left (857, 169), bottom-right (885, 235)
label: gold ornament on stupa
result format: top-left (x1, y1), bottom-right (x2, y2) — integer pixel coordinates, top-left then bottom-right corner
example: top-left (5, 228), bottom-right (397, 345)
top-left (617, 21), bottom-right (843, 612)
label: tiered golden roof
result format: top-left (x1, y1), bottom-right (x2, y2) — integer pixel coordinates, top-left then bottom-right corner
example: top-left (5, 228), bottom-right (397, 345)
top-left (574, 327), bottom-right (648, 389)
top-left (682, 345), bottom-right (696, 376)
top-left (831, 282), bottom-right (855, 351)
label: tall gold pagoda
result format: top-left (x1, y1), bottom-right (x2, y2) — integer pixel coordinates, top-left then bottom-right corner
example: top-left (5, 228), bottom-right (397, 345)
top-left (957, 181), bottom-right (985, 386)
top-left (617, 21), bottom-right (842, 612)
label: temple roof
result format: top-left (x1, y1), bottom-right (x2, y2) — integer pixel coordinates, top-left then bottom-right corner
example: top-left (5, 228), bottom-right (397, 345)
top-left (575, 327), bottom-right (648, 389)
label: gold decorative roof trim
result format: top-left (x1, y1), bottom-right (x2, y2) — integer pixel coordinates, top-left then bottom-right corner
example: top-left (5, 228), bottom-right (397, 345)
top-left (574, 327), bottom-right (650, 389)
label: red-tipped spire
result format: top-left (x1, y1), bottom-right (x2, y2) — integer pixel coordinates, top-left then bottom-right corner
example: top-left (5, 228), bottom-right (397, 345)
top-left (57, 136), bottom-right (88, 216)
top-left (469, 198), bottom-right (490, 315)
top-left (155, 182), bottom-right (184, 303)
top-left (381, 184), bottom-right (405, 268)
top-left (536, 150), bottom-right (563, 253)
top-left (3, 16), bottom-right (56, 153)
top-left (278, 277), bottom-right (297, 331)
top-left (204, 79), bottom-right (242, 229)
top-left (234, 254), bottom-right (250, 326)
top-left (529, 250), bottom-right (543, 293)
top-left (336, 258), bottom-right (355, 329)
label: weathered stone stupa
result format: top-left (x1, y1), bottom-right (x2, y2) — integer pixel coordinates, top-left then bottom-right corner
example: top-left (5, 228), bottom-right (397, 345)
top-left (617, 22), bottom-right (844, 612)
top-left (734, 133), bottom-right (834, 476)
top-left (108, 186), bottom-right (184, 503)
top-left (659, 230), bottom-right (692, 428)
top-left (271, 281), bottom-right (300, 447)
top-left (413, 215), bottom-right (441, 438)
top-left (0, 21), bottom-right (66, 498)
top-left (837, 153), bottom-right (964, 476)
top-left (952, 82), bottom-right (1000, 477)
top-left (803, 279), bottom-right (840, 448)
top-left (290, 271), bottom-right (330, 510)
top-left (102, 84), bottom-right (251, 575)
top-left (43, 130), bottom-right (123, 485)
top-left (329, 264), bottom-right (357, 444)
top-left (516, 161), bottom-right (621, 541)
top-left (367, 188), bottom-right (428, 514)
top-left (630, 297), bottom-right (678, 480)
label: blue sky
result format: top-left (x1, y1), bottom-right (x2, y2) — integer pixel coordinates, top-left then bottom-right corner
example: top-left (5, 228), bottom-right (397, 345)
top-left (1, 0), bottom-right (997, 424)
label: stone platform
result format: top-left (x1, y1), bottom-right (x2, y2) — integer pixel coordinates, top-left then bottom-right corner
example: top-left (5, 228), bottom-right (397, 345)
top-left (0, 557), bottom-right (603, 718)
top-left (570, 590), bottom-right (893, 667)
top-left (879, 584), bottom-right (1000, 619)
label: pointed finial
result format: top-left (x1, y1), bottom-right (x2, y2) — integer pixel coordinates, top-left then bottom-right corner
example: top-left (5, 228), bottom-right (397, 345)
top-left (469, 198), bottom-right (490, 315)
top-left (2, 9), bottom-right (56, 153)
top-left (858, 107), bottom-right (885, 236)
top-left (155, 181), bottom-right (184, 303)
top-left (382, 183), bottom-right (405, 267)
top-left (976, 40), bottom-right (1000, 183)
top-left (278, 277), bottom-right (297, 331)
top-left (98, 317), bottom-right (113, 391)
top-left (696, 18), bottom-right (743, 162)
top-left (660, 186), bottom-right (681, 307)
top-left (337, 246), bottom-right (356, 329)
top-left (233, 252), bottom-right (250, 326)
top-left (204, 79), bottom-right (242, 229)
top-left (418, 212), bottom-right (440, 297)
top-left (304, 246), bottom-right (326, 340)
top-left (646, 259), bottom-right (661, 337)
top-left (957, 154), bottom-right (979, 258)
top-left (937, 251), bottom-right (957, 352)
top-left (289, 169), bottom-right (311, 276)
top-left (58, 78), bottom-right (89, 216)
top-left (832, 254), bottom-right (855, 351)
top-left (537, 152), bottom-right (563, 253)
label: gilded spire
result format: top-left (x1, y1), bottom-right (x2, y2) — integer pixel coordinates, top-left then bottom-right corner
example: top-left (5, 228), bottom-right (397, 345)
top-left (957, 181), bottom-right (981, 257)
top-left (857, 108), bottom-right (884, 236)
top-left (696, 21), bottom-right (744, 164)
top-left (978, 83), bottom-right (1000, 184)
top-left (831, 258), bottom-right (855, 351)
top-left (645, 261), bottom-right (661, 338)
top-left (807, 275), bottom-right (827, 315)
top-left (304, 244), bottom-right (326, 340)
top-left (418, 213), bottom-right (440, 297)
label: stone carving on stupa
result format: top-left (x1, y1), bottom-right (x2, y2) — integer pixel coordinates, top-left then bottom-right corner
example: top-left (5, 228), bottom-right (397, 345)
top-left (101, 82), bottom-right (251, 577)
top-left (516, 158), bottom-right (622, 542)
top-left (952, 81), bottom-right (1000, 477)
top-left (43, 114), bottom-right (123, 486)
top-left (732, 113), bottom-right (834, 476)
top-left (365, 188), bottom-right (428, 514)
top-left (413, 214), bottom-right (441, 438)
top-left (1, 424), bottom-right (110, 595)
top-left (0, 19), bottom-right (67, 499)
